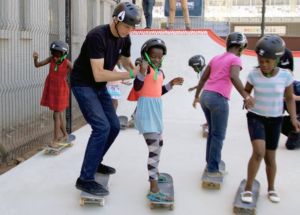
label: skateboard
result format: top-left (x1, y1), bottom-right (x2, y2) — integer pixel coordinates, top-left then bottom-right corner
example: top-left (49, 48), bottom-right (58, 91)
top-left (233, 179), bottom-right (260, 215)
top-left (149, 173), bottom-right (175, 210)
top-left (201, 160), bottom-right (225, 189)
top-left (118, 116), bottom-right (129, 130)
top-left (201, 123), bottom-right (208, 137)
top-left (44, 134), bottom-right (76, 155)
top-left (80, 173), bottom-right (110, 206)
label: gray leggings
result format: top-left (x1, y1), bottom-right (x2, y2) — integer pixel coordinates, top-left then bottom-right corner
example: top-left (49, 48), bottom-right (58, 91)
top-left (143, 132), bottom-right (163, 181)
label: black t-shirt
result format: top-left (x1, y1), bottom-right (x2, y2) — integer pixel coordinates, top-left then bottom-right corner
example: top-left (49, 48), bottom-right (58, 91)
top-left (278, 48), bottom-right (294, 72)
top-left (71, 24), bottom-right (131, 89)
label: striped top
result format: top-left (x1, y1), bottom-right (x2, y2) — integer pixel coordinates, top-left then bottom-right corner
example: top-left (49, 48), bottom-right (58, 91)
top-left (247, 68), bottom-right (294, 117)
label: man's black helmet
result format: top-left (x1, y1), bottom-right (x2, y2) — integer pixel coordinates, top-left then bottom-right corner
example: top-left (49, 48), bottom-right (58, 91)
top-left (255, 35), bottom-right (285, 59)
top-left (135, 57), bottom-right (142, 66)
top-left (188, 55), bottom-right (206, 70)
top-left (112, 2), bottom-right (141, 27)
top-left (50, 41), bottom-right (69, 56)
top-left (226, 32), bottom-right (248, 49)
top-left (140, 38), bottom-right (167, 59)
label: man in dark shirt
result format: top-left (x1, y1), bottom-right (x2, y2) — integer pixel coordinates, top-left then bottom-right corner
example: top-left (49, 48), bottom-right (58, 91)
top-left (71, 2), bottom-right (141, 196)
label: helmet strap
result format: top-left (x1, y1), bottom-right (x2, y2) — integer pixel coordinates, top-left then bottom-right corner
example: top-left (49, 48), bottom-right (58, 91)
top-left (144, 52), bottom-right (164, 81)
top-left (54, 54), bottom-right (67, 71)
top-left (114, 20), bottom-right (122, 38)
top-left (196, 67), bottom-right (200, 79)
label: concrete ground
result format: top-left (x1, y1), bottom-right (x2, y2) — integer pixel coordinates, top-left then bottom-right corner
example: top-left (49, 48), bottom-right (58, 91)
top-left (0, 30), bottom-right (300, 215)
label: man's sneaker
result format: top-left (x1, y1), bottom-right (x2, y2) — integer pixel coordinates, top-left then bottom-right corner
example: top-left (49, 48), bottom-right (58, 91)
top-left (144, 26), bottom-right (151, 29)
top-left (206, 170), bottom-right (227, 177)
top-left (75, 178), bottom-right (109, 196)
top-left (97, 164), bottom-right (116, 175)
top-left (166, 25), bottom-right (174, 30)
top-left (219, 169), bottom-right (228, 175)
top-left (186, 24), bottom-right (191, 30)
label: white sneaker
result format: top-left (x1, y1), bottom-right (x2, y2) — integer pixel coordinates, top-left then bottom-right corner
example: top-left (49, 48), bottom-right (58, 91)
top-left (219, 169), bottom-right (228, 175)
top-left (241, 191), bottom-right (253, 203)
top-left (268, 191), bottom-right (280, 203)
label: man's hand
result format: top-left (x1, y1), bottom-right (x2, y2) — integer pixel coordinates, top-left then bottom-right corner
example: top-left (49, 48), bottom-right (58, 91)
top-left (132, 65), bottom-right (141, 77)
top-left (140, 60), bottom-right (149, 76)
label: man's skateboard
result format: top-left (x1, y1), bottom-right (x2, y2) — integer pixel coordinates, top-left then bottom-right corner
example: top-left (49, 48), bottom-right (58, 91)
top-left (201, 123), bottom-right (208, 137)
top-left (233, 179), bottom-right (260, 215)
top-left (201, 160), bottom-right (225, 189)
top-left (149, 173), bottom-right (175, 210)
top-left (118, 116), bottom-right (129, 130)
top-left (80, 173), bottom-right (110, 206)
top-left (44, 134), bottom-right (76, 155)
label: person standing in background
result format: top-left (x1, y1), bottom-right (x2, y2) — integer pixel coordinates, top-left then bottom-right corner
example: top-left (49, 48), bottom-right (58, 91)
top-left (142, 0), bottom-right (155, 29)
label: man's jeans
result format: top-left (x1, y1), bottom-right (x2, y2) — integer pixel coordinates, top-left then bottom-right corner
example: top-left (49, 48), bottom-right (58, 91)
top-left (72, 86), bottom-right (120, 182)
top-left (142, 0), bottom-right (155, 28)
top-left (200, 91), bottom-right (229, 172)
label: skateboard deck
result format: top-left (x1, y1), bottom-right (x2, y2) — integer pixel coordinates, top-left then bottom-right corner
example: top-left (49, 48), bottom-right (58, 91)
top-left (233, 179), bottom-right (260, 215)
top-left (201, 160), bottom-right (225, 189)
top-left (80, 173), bottom-right (110, 206)
top-left (44, 134), bottom-right (76, 155)
top-left (118, 116), bottom-right (128, 130)
top-left (149, 173), bottom-right (175, 210)
top-left (201, 124), bottom-right (208, 137)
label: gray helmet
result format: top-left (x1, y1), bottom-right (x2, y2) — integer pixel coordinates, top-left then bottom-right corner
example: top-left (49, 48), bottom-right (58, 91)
top-left (135, 57), bottom-right (142, 66)
top-left (226, 32), bottom-right (248, 49)
top-left (188, 55), bottom-right (206, 70)
top-left (112, 2), bottom-right (141, 27)
top-left (50, 40), bottom-right (69, 56)
top-left (141, 38), bottom-right (167, 59)
top-left (255, 35), bottom-right (285, 59)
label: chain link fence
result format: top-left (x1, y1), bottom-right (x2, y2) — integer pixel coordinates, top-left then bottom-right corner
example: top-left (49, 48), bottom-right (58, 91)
top-left (0, 0), bottom-right (117, 166)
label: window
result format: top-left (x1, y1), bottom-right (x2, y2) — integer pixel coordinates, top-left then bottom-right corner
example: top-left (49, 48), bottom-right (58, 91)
top-left (209, 0), bottom-right (226, 6)
top-left (236, 0), bottom-right (251, 6)
top-left (19, 0), bottom-right (26, 30)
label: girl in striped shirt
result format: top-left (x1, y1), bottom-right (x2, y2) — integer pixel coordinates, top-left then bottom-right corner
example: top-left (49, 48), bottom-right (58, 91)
top-left (241, 35), bottom-right (300, 204)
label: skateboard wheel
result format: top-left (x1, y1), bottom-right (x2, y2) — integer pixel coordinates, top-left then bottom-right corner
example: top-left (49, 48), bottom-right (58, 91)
top-left (216, 184), bottom-right (222, 189)
top-left (56, 151), bottom-right (60, 155)
top-left (124, 126), bottom-right (127, 130)
top-left (150, 203), bottom-right (154, 209)
top-left (170, 204), bottom-right (174, 210)
top-left (252, 209), bottom-right (256, 215)
top-left (69, 143), bottom-right (73, 147)
top-left (80, 198), bottom-right (84, 206)
top-left (202, 182), bottom-right (207, 188)
top-left (100, 199), bottom-right (105, 206)
top-left (233, 207), bottom-right (238, 213)
top-left (45, 150), bottom-right (49, 154)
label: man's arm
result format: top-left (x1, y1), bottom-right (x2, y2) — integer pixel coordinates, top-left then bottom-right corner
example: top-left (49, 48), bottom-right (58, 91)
top-left (121, 56), bottom-right (135, 71)
top-left (90, 58), bottom-right (139, 82)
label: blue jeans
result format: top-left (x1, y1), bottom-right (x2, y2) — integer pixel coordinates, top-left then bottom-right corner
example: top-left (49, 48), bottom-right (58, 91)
top-left (200, 91), bottom-right (229, 172)
top-left (142, 0), bottom-right (155, 27)
top-left (72, 86), bottom-right (120, 182)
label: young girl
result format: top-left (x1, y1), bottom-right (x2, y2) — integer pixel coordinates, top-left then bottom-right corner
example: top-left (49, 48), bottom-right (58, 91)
top-left (33, 40), bottom-right (73, 148)
top-left (107, 59), bottom-right (132, 111)
top-left (193, 32), bottom-right (254, 177)
top-left (241, 35), bottom-right (300, 203)
top-left (188, 55), bottom-right (209, 131)
top-left (134, 38), bottom-right (183, 202)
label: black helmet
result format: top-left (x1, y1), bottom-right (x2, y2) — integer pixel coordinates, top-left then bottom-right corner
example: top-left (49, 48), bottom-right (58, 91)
top-left (135, 57), bottom-right (142, 66)
top-left (50, 40), bottom-right (69, 56)
top-left (188, 55), bottom-right (206, 70)
top-left (112, 2), bottom-right (141, 27)
top-left (140, 38), bottom-right (167, 59)
top-left (255, 35), bottom-right (285, 59)
top-left (226, 32), bottom-right (248, 49)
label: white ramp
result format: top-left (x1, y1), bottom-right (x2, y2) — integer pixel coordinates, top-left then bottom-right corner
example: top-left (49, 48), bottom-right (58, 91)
top-left (0, 30), bottom-right (300, 215)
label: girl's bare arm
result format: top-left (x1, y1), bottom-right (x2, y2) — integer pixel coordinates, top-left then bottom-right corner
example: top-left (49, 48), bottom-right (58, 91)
top-left (67, 60), bottom-right (73, 70)
top-left (33, 52), bottom-right (52, 68)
